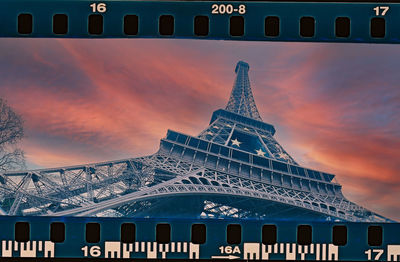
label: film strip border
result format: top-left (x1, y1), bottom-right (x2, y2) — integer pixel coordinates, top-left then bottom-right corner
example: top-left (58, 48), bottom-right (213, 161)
top-left (0, 1), bottom-right (399, 43)
top-left (0, 217), bottom-right (399, 260)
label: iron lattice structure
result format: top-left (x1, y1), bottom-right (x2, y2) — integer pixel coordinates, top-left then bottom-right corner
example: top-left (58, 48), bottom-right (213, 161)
top-left (0, 61), bottom-right (393, 222)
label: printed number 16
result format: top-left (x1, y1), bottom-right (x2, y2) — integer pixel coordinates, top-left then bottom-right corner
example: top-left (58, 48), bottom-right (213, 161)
top-left (90, 3), bottom-right (107, 13)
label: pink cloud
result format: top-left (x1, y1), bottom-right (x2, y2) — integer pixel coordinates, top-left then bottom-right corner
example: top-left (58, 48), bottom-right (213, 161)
top-left (0, 39), bottom-right (398, 220)
top-left (0, 39), bottom-right (242, 167)
top-left (251, 44), bottom-right (400, 220)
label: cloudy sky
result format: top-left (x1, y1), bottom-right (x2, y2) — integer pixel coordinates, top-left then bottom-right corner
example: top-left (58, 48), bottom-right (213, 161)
top-left (0, 39), bottom-right (399, 220)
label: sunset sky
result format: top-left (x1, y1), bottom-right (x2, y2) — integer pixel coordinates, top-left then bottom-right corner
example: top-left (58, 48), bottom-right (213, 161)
top-left (0, 39), bottom-right (399, 220)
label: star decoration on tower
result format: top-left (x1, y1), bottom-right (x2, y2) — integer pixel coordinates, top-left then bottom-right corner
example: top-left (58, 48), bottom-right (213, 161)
top-left (277, 151), bottom-right (290, 160)
top-left (255, 148), bottom-right (266, 156)
top-left (231, 138), bottom-right (242, 147)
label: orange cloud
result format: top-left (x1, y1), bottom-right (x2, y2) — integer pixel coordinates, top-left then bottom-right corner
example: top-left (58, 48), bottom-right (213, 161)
top-left (0, 39), bottom-right (399, 220)
top-left (252, 44), bottom-right (400, 220)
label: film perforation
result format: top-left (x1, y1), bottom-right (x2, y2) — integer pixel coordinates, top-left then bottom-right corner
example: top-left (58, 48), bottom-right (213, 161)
top-left (191, 224), bottom-right (206, 244)
top-left (264, 16), bottom-right (280, 37)
top-left (297, 225), bottom-right (312, 245)
top-left (124, 15), bottom-right (138, 36)
top-left (226, 224), bottom-right (241, 244)
top-left (53, 14), bottom-right (68, 35)
top-left (120, 223), bottom-right (136, 244)
top-left (335, 17), bottom-right (350, 38)
top-left (8, 221), bottom-right (397, 247)
top-left (229, 16), bottom-right (244, 36)
top-left (85, 223), bottom-right (100, 243)
top-left (1, 220), bottom-right (400, 259)
top-left (262, 224), bottom-right (277, 245)
top-left (50, 222), bottom-right (65, 243)
top-left (332, 225), bottom-right (347, 246)
top-left (2, 3), bottom-right (397, 42)
top-left (156, 224), bottom-right (171, 244)
top-left (159, 15), bottom-right (174, 36)
top-left (17, 13), bottom-right (33, 35)
top-left (300, 16), bottom-right (315, 37)
top-left (14, 222), bottom-right (29, 243)
top-left (88, 14), bottom-right (103, 35)
top-left (194, 15), bottom-right (209, 36)
top-left (370, 17), bottom-right (386, 38)
top-left (1, 1), bottom-right (400, 259)
top-left (368, 225), bottom-right (383, 246)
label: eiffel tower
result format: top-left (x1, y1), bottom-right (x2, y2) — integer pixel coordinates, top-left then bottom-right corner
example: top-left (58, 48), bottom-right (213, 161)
top-left (0, 61), bottom-right (392, 222)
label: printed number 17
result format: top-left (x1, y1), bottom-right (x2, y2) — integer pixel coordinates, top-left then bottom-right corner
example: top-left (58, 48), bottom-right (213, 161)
top-left (373, 6), bottom-right (389, 16)
top-left (365, 249), bottom-right (384, 260)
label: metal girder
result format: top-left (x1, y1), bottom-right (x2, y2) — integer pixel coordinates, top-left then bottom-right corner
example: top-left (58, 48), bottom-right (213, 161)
top-left (0, 61), bottom-right (392, 223)
top-left (225, 61), bottom-right (262, 121)
top-left (42, 167), bottom-right (386, 222)
top-left (8, 173), bottom-right (32, 215)
top-left (0, 135), bottom-right (390, 221)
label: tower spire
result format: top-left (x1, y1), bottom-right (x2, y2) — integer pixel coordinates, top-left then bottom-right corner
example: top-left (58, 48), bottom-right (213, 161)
top-left (225, 61), bottom-right (262, 121)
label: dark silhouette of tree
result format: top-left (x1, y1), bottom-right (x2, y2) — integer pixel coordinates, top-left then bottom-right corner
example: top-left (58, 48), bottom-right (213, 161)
top-left (0, 98), bottom-right (25, 172)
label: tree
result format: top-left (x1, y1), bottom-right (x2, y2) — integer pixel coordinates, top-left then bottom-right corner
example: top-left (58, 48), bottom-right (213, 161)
top-left (0, 98), bottom-right (25, 172)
